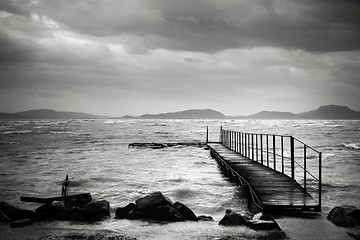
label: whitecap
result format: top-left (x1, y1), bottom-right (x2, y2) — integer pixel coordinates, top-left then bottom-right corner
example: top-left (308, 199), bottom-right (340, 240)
top-left (342, 143), bottom-right (360, 150)
top-left (3, 130), bottom-right (32, 135)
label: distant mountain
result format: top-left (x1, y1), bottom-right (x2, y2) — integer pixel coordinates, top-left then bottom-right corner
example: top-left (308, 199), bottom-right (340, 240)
top-left (247, 111), bottom-right (296, 119)
top-left (1, 105), bottom-right (359, 120)
top-left (0, 109), bottom-right (106, 119)
top-left (119, 105), bottom-right (360, 119)
top-left (139, 109), bottom-right (226, 119)
top-left (297, 105), bottom-right (360, 119)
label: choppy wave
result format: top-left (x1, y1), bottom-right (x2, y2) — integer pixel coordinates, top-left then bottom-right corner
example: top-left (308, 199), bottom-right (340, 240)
top-left (2, 130), bottom-right (32, 135)
top-left (342, 143), bottom-right (360, 150)
top-left (49, 131), bottom-right (77, 134)
top-left (0, 141), bottom-right (19, 145)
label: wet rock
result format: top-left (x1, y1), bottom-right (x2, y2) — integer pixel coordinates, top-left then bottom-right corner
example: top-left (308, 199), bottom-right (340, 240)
top-left (82, 200), bottom-right (110, 221)
top-left (245, 219), bottom-right (280, 230)
top-left (127, 209), bottom-right (146, 220)
top-left (219, 209), bottom-right (251, 226)
top-left (328, 205), bottom-right (360, 227)
top-left (135, 192), bottom-right (173, 211)
top-left (174, 202), bottom-right (198, 221)
top-left (36, 201), bottom-right (67, 220)
top-left (67, 194), bottom-right (92, 209)
top-left (66, 207), bottom-right (86, 221)
top-left (115, 203), bottom-right (145, 220)
top-left (146, 205), bottom-right (184, 222)
top-left (197, 215), bottom-right (214, 221)
top-left (115, 203), bottom-right (138, 219)
top-left (0, 201), bottom-right (36, 221)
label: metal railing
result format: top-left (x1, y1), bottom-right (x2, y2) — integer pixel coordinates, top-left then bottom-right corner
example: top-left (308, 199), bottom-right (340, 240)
top-left (219, 127), bottom-right (322, 209)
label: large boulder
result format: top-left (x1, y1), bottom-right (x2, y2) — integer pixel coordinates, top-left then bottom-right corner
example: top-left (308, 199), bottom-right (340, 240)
top-left (146, 205), bottom-right (184, 222)
top-left (0, 202), bottom-right (35, 221)
top-left (219, 209), bottom-right (250, 226)
top-left (35, 201), bottom-right (67, 220)
top-left (135, 192), bottom-right (173, 211)
top-left (174, 202), bottom-right (198, 221)
top-left (66, 194), bottom-right (92, 209)
top-left (82, 200), bottom-right (110, 221)
top-left (115, 203), bottom-right (145, 220)
top-left (327, 205), bottom-right (360, 227)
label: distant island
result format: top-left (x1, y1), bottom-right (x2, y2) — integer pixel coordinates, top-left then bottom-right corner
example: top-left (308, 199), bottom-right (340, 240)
top-left (0, 109), bottom-right (106, 119)
top-left (0, 105), bottom-right (360, 120)
top-left (122, 105), bottom-right (360, 120)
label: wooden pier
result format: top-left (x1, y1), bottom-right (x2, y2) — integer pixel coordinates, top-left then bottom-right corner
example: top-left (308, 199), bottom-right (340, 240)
top-left (207, 127), bottom-right (322, 213)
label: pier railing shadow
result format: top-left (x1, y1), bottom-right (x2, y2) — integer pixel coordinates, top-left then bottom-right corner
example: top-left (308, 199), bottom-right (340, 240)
top-left (219, 127), bottom-right (322, 210)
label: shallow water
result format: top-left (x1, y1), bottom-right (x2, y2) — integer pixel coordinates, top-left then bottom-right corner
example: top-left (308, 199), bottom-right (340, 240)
top-left (0, 119), bottom-right (359, 238)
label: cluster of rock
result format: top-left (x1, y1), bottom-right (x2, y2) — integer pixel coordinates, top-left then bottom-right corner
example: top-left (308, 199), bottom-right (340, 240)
top-left (327, 205), bottom-right (360, 227)
top-left (115, 191), bottom-right (279, 231)
top-left (218, 209), bottom-right (280, 230)
top-left (0, 194), bottom-right (110, 227)
top-left (1, 191), bottom-right (279, 231)
top-left (115, 191), bottom-right (213, 222)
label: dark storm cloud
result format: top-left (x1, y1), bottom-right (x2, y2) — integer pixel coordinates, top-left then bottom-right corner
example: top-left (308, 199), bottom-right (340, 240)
top-left (31, 0), bottom-right (360, 52)
top-left (0, 31), bottom-right (36, 65)
top-left (0, 0), bottom-right (31, 17)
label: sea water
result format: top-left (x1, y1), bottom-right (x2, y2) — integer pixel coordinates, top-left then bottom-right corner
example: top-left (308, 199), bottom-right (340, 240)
top-left (0, 119), bottom-right (359, 239)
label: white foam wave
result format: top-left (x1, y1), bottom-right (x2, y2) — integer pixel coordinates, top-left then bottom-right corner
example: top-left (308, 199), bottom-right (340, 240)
top-left (342, 143), bottom-right (360, 150)
top-left (2, 130), bottom-right (32, 135)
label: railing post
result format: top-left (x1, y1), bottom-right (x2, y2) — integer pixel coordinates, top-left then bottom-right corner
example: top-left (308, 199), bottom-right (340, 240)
top-left (245, 133), bottom-right (247, 157)
top-left (237, 132), bottom-right (240, 153)
top-left (251, 134), bottom-right (254, 160)
top-left (220, 126), bottom-right (223, 143)
top-left (290, 136), bottom-right (295, 179)
top-left (239, 132), bottom-right (242, 155)
top-left (256, 134), bottom-right (258, 161)
top-left (281, 136), bottom-right (284, 174)
top-left (227, 130), bottom-right (229, 148)
top-left (234, 132), bottom-right (238, 152)
top-left (248, 134), bottom-right (251, 158)
top-left (319, 152), bottom-right (322, 210)
top-left (304, 145), bottom-right (307, 191)
top-left (260, 134), bottom-right (263, 164)
top-left (266, 135), bottom-right (269, 167)
top-left (273, 135), bottom-right (276, 171)
top-left (206, 125), bottom-right (209, 143)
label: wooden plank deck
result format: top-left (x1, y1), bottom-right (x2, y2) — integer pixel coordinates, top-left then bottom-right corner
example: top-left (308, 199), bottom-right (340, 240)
top-left (207, 143), bottom-right (320, 212)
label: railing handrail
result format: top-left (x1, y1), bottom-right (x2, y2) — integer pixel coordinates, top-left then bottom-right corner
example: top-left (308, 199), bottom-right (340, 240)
top-left (219, 127), bottom-right (322, 210)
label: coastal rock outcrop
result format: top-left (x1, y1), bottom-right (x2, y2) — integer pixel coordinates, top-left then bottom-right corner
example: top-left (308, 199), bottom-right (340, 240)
top-left (174, 202), bottom-right (198, 221)
top-left (82, 200), bottom-right (110, 221)
top-left (115, 191), bottom-right (207, 222)
top-left (115, 203), bottom-right (144, 220)
top-left (219, 209), bottom-right (250, 226)
top-left (36, 201), bottom-right (67, 220)
top-left (327, 205), bottom-right (360, 227)
top-left (35, 199), bottom-right (110, 222)
top-left (0, 201), bottom-right (36, 221)
top-left (219, 209), bottom-right (280, 230)
top-left (135, 191), bottom-right (173, 211)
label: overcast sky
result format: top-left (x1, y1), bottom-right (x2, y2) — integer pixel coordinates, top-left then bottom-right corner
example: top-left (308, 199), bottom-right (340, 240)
top-left (1, 0), bottom-right (359, 116)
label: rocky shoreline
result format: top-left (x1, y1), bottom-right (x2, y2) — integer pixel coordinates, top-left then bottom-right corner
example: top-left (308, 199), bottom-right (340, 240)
top-left (2, 191), bottom-right (360, 239)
